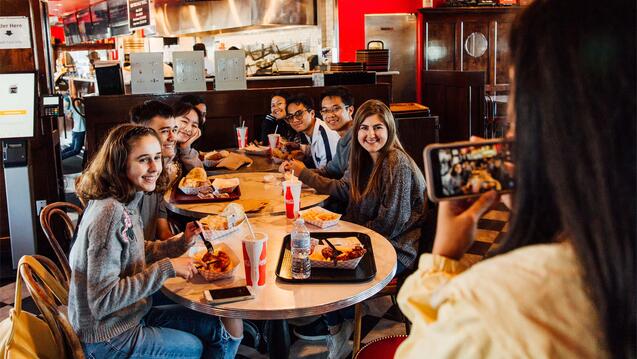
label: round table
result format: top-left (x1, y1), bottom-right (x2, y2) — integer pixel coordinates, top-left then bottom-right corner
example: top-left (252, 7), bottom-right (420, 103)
top-left (161, 215), bottom-right (397, 320)
top-left (164, 172), bottom-right (329, 218)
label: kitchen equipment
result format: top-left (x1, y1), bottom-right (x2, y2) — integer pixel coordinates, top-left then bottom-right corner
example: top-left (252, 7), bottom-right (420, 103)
top-left (356, 41), bottom-right (390, 72)
top-left (365, 13), bottom-right (417, 102)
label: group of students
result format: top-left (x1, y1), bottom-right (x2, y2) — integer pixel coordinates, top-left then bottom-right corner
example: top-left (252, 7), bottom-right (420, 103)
top-left (67, 83), bottom-right (427, 358)
top-left (65, 0), bottom-right (635, 357)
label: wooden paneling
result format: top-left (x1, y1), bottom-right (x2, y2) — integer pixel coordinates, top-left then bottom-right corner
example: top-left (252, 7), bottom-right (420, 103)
top-left (494, 19), bottom-right (514, 87)
top-left (461, 21), bottom-right (490, 72)
top-left (422, 71), bottom-right (485, 143)
top-left (84, 84), bottom-right (392, 161)
top-left (425, 21), bottom-right (456, 70)
top-left (420, 7), bottom-right (520, 94)
top-left (395, 115), bottom-right (439, 173)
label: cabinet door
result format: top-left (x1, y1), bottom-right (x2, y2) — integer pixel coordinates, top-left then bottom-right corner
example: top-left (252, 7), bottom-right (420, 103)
top-left (424, 20), bottom-right (456, 70)
top-left (492, 17), bottom-right (515, 89)
top-left (461, 20), bottom-right (491, 74)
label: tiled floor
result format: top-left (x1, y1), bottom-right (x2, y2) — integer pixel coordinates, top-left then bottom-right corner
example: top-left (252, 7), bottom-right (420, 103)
top-left (0, 203), bottom-right (510, 358)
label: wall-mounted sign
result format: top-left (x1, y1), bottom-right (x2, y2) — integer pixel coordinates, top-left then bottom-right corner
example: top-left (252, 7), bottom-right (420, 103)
top-left (0, 16), bottom-right (31, 49)
top-left (128, 0), bottom-right (151, 30)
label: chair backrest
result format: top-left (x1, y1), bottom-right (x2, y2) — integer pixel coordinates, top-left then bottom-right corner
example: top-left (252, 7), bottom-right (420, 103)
top-left (19, 255), bottom-right (85, 359)
top-left (354, 335), bottom-right (408, 359)
top-left (39, 202), bottom-right (83, 284)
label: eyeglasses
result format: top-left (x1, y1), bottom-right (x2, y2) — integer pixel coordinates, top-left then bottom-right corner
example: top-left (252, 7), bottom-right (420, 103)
top-left (320, 105), bottom-right (349, 116)
top-left (285, 109), bottom-right (308, 123)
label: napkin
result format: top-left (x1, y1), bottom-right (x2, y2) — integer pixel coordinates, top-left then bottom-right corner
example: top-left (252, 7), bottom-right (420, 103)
top-left (215, 153), bottom-right (253, 171)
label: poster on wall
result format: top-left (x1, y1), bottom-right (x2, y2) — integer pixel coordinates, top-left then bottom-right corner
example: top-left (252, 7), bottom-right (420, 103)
top-left (0, 73), bottom-right (35, 139)
top-left (128, 0), bottom-right (151, 30)
top-left (0, 16), bottom-right (31, 49)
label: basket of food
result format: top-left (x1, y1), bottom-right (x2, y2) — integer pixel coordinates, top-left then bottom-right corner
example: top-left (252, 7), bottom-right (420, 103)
top-left (191, 243), bottom-right (240, 281)
top-left (198, 204), bottom-right (246, 240)
top-left (199, 214), bottom-right (244, 240)
top-left (271, 141), bottom-right (304, 164)
top-left (309, 237), bottom-right (367, 270)
top-left (211, 178), bottom-right (240, 194)
top-left (242, 143), bottom-right (270, 156)
top-left (300, 207), bottom-right (341, 228)
top-left (202, 150), bottom-right (230, 168)
top-left (178, 168), bottom-right (211, 195)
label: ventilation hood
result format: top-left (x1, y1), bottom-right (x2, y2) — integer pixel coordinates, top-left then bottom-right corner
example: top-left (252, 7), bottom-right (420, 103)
top-left (153, 0), bottom-right (316, 37)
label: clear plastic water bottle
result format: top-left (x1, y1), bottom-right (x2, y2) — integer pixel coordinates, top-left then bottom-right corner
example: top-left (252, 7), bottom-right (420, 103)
top-left (290, 218), bottom-right (311, 279)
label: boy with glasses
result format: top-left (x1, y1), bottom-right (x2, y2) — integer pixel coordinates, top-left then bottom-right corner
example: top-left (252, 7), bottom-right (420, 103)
top-left (285, 87), bottom-right (354, 199)
top-left (284, 94), bottom-right (339, 169)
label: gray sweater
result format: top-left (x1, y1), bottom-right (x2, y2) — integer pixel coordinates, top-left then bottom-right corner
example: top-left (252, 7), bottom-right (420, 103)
top-left (178, 146), bottom-right (203, 171)
top-left (298, 129), bottom-right (352, 197)
top-left (68, 192), bottom-right (191, 343)
top-left (329, 150), bottom-right (426, 269)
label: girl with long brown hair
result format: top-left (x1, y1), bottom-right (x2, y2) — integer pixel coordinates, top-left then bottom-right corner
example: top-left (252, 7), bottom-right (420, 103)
top-left (319, 100), bottom-right (426, 357)
top-left (70, 124), bottom-right (242, 359)
top-left (346, 99), bottom-right (426, 274)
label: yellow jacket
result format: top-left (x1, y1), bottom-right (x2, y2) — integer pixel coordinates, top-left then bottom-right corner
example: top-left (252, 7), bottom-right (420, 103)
top-left (396, 243), bottom-right (607, 358)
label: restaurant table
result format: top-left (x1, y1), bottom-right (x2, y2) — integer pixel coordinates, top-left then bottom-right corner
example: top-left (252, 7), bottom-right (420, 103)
top-left (161, 215), bottom-right (397, 358)
top-left (164, 171), bottom-right (329, 218)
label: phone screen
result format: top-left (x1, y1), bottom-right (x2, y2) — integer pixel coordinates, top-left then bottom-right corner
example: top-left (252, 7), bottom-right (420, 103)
top-left (208, 286), bottom-right (252, 300)
top-left (426, 140), bottom-right (514, 200)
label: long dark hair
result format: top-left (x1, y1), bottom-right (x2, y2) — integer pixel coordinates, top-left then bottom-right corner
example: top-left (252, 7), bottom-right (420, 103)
top-left (349, 100), bottom-right (417, 203)
top-left (76, 124), bottom-right (169, 203)
top-left (497, 1), bottom-right (635, 357)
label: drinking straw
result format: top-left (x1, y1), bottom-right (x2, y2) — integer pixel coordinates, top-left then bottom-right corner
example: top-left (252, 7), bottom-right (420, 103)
top-left (274, 124), bottom-right (278, 134)
top-left (241, 121), bottom-right (245, 128)
top-left (244, 214), bottom-right (256, 240)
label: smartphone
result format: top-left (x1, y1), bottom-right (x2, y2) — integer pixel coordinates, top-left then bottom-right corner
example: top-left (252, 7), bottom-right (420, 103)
top-left (424, 139), bottom-right (514, 202)
top-left (204, 286), bottom-right (254, 304)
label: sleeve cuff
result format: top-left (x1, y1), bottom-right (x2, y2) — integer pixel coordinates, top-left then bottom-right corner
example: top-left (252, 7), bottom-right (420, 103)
top-left (177, 147), bottom-right (193, 155)
top-left (419, 253), bottom-right (467, 275)
top-left (158, 258), bottom-right (176, 278)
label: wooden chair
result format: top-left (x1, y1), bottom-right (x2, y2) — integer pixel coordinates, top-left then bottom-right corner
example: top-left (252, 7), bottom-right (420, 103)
top-left (39, 202), bottom-right (83, 284)
top-left (18, 255), bottom-right (85, 359)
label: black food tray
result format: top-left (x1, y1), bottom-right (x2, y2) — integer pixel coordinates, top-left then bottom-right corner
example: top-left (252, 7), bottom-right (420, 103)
top-left (275, 232), bottom-right (376, 283)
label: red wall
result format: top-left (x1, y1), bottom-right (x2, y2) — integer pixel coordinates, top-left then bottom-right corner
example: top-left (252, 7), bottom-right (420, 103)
top-left (50, 25), bottom-right (65, 44)
top-left (337, 0), bottom-right (427, 62)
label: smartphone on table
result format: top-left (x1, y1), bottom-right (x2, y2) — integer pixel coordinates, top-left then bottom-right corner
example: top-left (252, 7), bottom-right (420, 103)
top-left (424, 139), bottom-right (514, 202)
top-left (204, 286), bottom-right (254, 304)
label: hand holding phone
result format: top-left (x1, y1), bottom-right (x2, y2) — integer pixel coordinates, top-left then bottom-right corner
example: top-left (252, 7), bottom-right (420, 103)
top-left (432, 191), bottom-right (498, 259)
top-left (424, 139), bottom-right (514, 202)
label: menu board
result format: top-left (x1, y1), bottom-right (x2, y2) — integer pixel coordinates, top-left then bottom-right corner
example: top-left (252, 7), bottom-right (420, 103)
top-left (0, 73), bottom-right (35, 139)
top-left (89, 1), bottom-right (110, 40)
top-left (62, 13), bottom-right (80, 45)
top-left (108, 0), bottom-right (131, 35)
top-left (128, 0), bottom-right (151, 30)
top-left (76, 8), bottom-right (92, 42)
